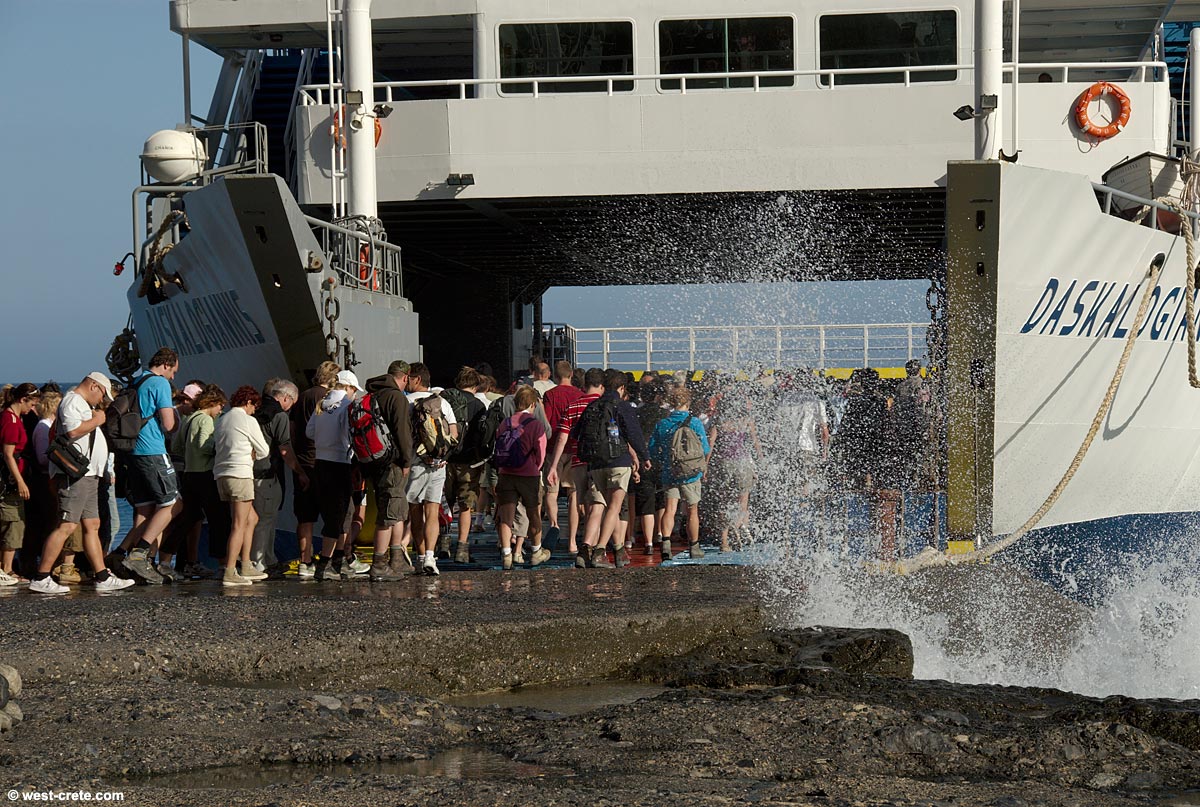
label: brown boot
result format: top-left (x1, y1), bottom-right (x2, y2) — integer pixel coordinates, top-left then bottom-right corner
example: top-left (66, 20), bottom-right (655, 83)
top-left (388, 546), bottom-right (414, 575)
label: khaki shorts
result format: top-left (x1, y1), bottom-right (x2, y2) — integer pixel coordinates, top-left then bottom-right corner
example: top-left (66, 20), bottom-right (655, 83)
top-left (446, 462), bottom-right (482, 510)
top-left (589, 466), bottom-right (632, 495)
top-left (56, 475), bottom-right (100, 524)
top-left (665, 479), bottom-right (703, 506)
top-left (0, 493), bottom-right (24, 550)
top-left (216, 476), bottom-right (255, 503)
top-left (545, 453), bottom-right (575, 492)
top-left (572, 464), bottom-right (605, 506)
top-left (367, 462), bottom-right (409, 527)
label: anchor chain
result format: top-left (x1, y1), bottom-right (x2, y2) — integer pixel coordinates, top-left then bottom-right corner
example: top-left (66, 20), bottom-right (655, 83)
top-left (322, 279), bottom-right (341, 362)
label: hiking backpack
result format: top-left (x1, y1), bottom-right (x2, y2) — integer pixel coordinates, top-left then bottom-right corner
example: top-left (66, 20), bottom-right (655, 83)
top-left (103, 375), bottom-right (151, 454)
top-left (492, 416), bottom-right (530, 470)
top-left (442, 388), bottom-right (487, 463)
top-left (411, 393), bottom-right (456, 462)
top-left (669, 415), bottom-right (706, 481)
top-left (576, 398), bottom-right (627, 466)
top-left (348, 392), bottom-right (394, 465)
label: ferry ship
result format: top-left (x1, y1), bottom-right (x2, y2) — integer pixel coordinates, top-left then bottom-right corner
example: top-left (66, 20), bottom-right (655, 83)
top-left (116, 0), bottom-right (1200, 553)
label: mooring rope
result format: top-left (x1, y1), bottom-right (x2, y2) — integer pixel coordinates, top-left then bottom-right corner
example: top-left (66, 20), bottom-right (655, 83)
top-left (892, 186), bottom-right (1200, 574)
top-left (137, 210), bottom-right (190, 299)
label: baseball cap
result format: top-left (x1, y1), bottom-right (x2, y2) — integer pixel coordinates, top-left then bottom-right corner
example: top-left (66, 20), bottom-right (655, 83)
top-left (336, 370), bottom-right (363, 391)
top-left (86, 372), bottom-right (114, 403)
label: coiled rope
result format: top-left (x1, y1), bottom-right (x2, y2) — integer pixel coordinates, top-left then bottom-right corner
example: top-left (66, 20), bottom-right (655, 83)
top-left (894, 178), bottom-right (1200, 574)
top-left (137, 210), bottom-right (190, 299)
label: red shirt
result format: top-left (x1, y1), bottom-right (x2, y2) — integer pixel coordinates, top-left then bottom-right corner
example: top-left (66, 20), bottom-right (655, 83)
top-left (557, 391), bottom-right (600, 467)
top-left (542, 383), bottom-right (583, 433)
top-left (0, 409), bottom-right (28, 477)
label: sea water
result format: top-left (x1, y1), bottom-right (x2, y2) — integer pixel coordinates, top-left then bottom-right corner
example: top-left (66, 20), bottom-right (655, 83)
top-left (756, 501), bottom-right (1200, 700)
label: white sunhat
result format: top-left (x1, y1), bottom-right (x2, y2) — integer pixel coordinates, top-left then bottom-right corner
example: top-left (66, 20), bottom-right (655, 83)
top-left (336, 370), bottom-right (363, 391)
top-left (85, 372), bottom-right (114, 403)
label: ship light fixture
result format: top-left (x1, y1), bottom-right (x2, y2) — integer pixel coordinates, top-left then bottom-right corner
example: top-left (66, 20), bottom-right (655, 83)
top-left (447, 173), bottom-right (475, 186)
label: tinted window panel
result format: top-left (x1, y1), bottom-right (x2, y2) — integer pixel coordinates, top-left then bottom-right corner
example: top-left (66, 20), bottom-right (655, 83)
top-left (819, 11), bottom-right (957, 85)
top-left (659, 17), bottom-right (794, 89)
top-left (499, 22), bottom-right (634, 93)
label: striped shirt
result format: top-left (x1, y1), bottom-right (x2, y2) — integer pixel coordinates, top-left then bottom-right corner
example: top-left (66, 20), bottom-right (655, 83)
top-left (557, 391), bottom-right (600, 467)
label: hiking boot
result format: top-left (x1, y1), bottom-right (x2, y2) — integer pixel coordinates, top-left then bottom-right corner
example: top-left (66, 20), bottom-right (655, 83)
top-left (123, 549), bottom-right (164, 584)
top-left (574, 545), bottom-right (590, 569)
top-left (590, 550), bottom-right (615, 569)
top-left (95, 574), bottom-right (135, 592)
top-left (530, 547), bottom-right (552, 567)
top-left (454, 542), bottom-right (471, 564)
top-left (389, 546), bottom-right (414, 575)
top-left (422, 556), bottom-right (440, 576)
top-left (369, 560), bottom-right (401, 582)
top-left (660, 539), bottom-right (672, 563)
top-left (157, 564), bottom-right (186, 584)
top-left (221, 568), bottom-right (253, 588)
top-left (55, 564), bottom-right (82, 585)
top-left (502, 552), bottom-right (513, 571)
top-left (688, 542), bottom-right (705, 560)
top-left (614, 546), bottom-right (631, 568)
top-left (436, 533), bottom-right (452, 559)
top-left (30, 577), bottom-right (69, 595)
top-left (296, 562), bottom-right (315, 579)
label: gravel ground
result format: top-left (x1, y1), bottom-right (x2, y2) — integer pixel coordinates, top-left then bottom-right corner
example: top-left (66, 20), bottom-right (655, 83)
top-left (0, 566), bottom-right (1196, 806)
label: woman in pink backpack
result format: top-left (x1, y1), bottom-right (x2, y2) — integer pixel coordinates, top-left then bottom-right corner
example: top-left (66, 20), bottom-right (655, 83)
top-left (493, 386), bottom-right (548, 570)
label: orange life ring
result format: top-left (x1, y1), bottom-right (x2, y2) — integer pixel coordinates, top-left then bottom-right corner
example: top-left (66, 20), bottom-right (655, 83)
top-left (1074, 82), bottom-right (1131, 139)
top-left (358, 244), bottom-right (379, 290)
top-left (332, 108), bottom-right (382, 148)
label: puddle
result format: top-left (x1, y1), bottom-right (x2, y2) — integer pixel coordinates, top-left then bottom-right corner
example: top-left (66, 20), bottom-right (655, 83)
top-left (115, 749), bottom-right (570, 790)
top-left (445, 679), bottom-right (667, 716)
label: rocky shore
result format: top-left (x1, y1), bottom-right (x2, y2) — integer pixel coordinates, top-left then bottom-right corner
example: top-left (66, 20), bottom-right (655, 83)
top-left (0, 566), bottom-right (1196, 806)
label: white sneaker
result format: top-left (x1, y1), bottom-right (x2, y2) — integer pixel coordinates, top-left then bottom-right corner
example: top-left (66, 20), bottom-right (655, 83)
top-left (296, 562), bottom-right (315, 579)
top-left (348, 553), bottom-right (370, 575)
top-left (222, 570), bottom-right (253, 587)
top-left (422, 556), bottom-right (440, 576)
top-left (29, 577), bottom-right (69, 595)
top-left (95, 575), bottom-right (135, 592)
top-left (0, 569), bottom-right (19, 587)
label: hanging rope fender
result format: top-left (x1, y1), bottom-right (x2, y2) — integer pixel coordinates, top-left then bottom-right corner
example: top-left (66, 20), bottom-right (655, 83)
top-left (891, 216), bottom-right (1200, 574)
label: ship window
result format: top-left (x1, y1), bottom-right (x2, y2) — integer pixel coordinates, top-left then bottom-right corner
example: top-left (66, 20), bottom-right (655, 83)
top-left (498, 22), bottom-right (634, 93)
top-left (818, 11), bottom-right (957, 86)
top-left (658, 17), bottom-right (794, 90)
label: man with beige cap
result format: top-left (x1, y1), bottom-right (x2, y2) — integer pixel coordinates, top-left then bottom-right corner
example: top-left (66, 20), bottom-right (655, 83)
top-left (30, 373), bottom-right (134, 594)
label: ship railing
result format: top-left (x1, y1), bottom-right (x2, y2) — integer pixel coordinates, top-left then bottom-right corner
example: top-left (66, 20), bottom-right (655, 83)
top-left (297, 60), bottom-right (1165, 104)
top-left (570, 323), bottom-right (926, 373)
top-left (227, 50), bottom-right (264, 130)
top-left (1093, 182), bottom-right (1200, 231)
top-left (283, 48), bottom-right (319, 190)
top-left (304, 215), bottom-right (404, 298)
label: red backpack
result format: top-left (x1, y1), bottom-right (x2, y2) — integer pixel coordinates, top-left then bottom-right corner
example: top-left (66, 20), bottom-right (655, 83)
top-left (349, 393), bottom-right (394, 465)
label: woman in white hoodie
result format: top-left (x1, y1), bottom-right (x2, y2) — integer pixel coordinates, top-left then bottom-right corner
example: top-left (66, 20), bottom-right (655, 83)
top-left (304, 370), bottom-right (362, 581)
top-left (213, 385), bottom-right (269, 587)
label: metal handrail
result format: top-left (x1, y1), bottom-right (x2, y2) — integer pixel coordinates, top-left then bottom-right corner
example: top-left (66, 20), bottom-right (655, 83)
top-left (304, 214), bottom-right (404, 297)
top-left (571, 323), bottom-right (925, 371)
top-left (298, 60), bottom-right (1167, 104)
top-left (1093, 181), bottom-right (1200, 232)
top-left (284, 48), bottom-right (319, 191)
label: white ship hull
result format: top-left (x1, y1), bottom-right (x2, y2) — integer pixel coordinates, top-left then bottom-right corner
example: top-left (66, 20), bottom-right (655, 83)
top-left (947, 161), bottom-right (1200, 538)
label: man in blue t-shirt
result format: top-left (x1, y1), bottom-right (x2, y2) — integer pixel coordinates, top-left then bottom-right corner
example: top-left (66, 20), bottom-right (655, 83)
top-left (111, 347), bottom-right (183, 584)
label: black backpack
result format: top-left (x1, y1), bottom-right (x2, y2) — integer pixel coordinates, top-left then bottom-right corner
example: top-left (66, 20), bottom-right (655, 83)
top-left (103, 375), bottom-right (152, 454)
top-left (576, 397), bottom-right (627, 466)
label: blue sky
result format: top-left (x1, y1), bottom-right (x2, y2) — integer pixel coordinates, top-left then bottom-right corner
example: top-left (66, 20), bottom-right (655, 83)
top-left (0, 1), bottom-right (926, 383)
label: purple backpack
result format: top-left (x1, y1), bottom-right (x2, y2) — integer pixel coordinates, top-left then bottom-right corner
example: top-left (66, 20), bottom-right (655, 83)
top-left (492, 416), bottom-right (529, 469)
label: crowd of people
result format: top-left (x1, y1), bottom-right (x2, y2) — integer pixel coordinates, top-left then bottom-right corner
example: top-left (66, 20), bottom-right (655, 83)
top-left (0, 347), bottom-right (935, 593)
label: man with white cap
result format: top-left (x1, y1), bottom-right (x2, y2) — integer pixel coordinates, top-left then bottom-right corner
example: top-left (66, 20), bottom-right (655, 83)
top-left (30, 373), bottom-right (134, 594)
